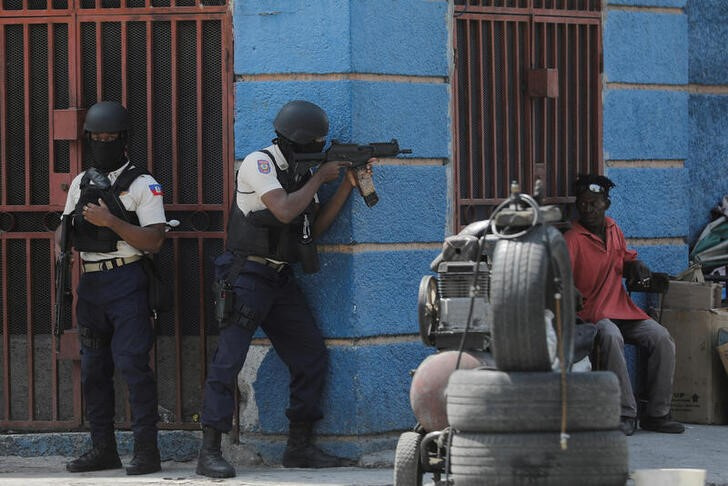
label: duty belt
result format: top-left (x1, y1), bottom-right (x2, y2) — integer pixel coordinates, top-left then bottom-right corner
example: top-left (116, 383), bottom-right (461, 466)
top-left (82, 255), bottom-right (143, 273)
top-left (246, 255), bottom-right (288, 272)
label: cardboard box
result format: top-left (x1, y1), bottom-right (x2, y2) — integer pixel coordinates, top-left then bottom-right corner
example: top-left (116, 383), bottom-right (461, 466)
top-left (660, 308), bottom-right (728, 424)
top-left (663, 280), bottom-right (722, 311)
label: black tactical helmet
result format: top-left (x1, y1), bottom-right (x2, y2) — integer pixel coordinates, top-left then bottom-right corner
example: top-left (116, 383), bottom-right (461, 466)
top-left (83, 101), bottom-right (129, 134)
top-left (273, 100), bottom-right (329, 144)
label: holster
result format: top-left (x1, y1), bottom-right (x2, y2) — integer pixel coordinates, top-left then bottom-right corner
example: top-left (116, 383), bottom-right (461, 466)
top-left (78, 326), bottom-right (112, 349)
top-left (212, 255), bottom-right (260, 332)
top-left (212, 279), bottom-right (234, 327)
top-left (298, 240), bottom-right (320, 274)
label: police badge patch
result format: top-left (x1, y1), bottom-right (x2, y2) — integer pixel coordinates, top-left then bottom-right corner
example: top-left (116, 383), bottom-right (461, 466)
top-left (257, 159), bottom-right (271, 174)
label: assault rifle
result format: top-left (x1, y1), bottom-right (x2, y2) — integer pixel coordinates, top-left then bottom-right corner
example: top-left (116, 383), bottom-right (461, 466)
top-left (292, 139), bottom-right (412, 207)
top-left (54, 216), bottom-right (73, 352)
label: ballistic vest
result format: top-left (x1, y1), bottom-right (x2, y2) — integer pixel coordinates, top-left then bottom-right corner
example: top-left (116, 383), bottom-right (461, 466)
top-left (225, 149), bottom-right (317, 265)
top-left (71, 163), bottom-right (149, 253)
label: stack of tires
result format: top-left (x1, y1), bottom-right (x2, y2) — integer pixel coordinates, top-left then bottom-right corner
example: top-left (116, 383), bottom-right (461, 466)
top-left (445, 225), bottom-right (629, 485)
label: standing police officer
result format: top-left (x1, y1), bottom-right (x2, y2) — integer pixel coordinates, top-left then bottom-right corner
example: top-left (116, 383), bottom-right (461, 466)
top-left (56, 101), bottom-right (168, 475)
top-left (196, 100), bottom-right (371, 477)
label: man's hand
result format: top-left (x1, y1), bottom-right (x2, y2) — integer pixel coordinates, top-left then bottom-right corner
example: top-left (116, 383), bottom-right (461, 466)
top-left (82, 198), bottom-right (115, 228)
top-left (316, 161), bottom-right (351, 184)
top-left (346, 158), bottom-right (376, 188)
top-left (625, 260), bottom-right (652, 287)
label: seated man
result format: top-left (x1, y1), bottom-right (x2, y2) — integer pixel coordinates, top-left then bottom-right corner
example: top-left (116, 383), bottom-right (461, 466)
top-left (564, 174), bottom-right (684, 436)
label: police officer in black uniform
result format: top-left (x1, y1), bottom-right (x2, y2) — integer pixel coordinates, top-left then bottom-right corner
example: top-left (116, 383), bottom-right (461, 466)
top-left (57, 101), bottom-right (168, 475)
top-left (196, 100), bottom-right (372, 478)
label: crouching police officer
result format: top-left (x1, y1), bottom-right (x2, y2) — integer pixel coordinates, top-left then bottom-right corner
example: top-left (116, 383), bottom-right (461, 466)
top-left (56, 101), bottom-right (167, 475)
top-left (196, 100), bottom-right (372, 478)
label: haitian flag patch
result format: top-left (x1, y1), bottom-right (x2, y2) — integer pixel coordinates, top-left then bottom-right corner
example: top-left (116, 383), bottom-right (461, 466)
top-left (257, 159), bottom-right (271, 174)
top-left (148, 184), bottom-right (163, 196)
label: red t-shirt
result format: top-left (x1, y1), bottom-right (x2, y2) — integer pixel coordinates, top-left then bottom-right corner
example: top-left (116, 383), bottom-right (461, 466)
top-left (564, 217), bottom-right (649, 323)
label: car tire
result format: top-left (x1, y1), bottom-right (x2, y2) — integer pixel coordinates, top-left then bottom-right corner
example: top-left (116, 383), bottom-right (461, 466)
top-left (446, 369), bottom-right (620, 432)
top-left (450, 430), bottom-right (628, 486)
top-left (394, 431), bottom-right (423, 486)
top-left (490, 224), bottom-right (576, 371)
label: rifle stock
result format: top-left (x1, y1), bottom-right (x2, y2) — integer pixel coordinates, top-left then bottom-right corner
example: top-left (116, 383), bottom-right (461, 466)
top-left (54, 216), bottom-right (72, 352)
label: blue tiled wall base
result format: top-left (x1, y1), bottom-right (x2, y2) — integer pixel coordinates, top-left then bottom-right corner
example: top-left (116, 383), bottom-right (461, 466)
top-left (0, 431), bottom-right (199, 461)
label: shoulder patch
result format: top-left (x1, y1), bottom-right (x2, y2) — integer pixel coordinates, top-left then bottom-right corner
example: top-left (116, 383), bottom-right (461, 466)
top-left (148, 184), bottom-right (163, 196)
top-left (257, 159), bottom-right (271, 174)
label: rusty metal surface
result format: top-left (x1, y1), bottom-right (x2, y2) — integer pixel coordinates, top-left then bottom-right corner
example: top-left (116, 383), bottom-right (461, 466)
top-left (0, 2), bottom-right (232, 431)
top-left (453, 0), bottom-right (602, 229)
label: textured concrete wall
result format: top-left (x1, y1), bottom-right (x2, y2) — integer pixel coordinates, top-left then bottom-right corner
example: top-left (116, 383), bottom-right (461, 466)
top-left (232, 0), bottom-right (447, 461)
top-left (604, 11), bottom-right (688, 85)
top-left (603, 1), bottom-right (691, 277)
top-left (686, 0), bottom-right (728, 243)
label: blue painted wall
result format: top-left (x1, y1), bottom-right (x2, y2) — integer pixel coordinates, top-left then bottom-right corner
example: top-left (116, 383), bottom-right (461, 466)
top-left (604, 0), bottom-right (728, 257)
top-left (232, 0), bottom-right (448, 459)
top-left (607, 168), bottom-right (688, 238)
top-left (686, 0), bottom-right (728, 243)
top-left (604, 11), bottom-right (688, 85)
top-left (603, 2), bottom-right (691, 278)
top-left (603, 90), bottom-right (689, 160)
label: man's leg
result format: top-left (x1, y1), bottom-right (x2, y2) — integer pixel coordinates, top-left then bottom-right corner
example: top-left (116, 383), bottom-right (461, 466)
top-left (593, 319), bottom-right (637, 435)
top-left (618, 319), bottom-right (684, 433)
top-left (263, 273), bottom-right (354, 468)
top-left (107, 264), bottom-right (161, 475)
top-left (197, 318), bottom-right (256, 478)
top-left (198, 265), bottom-right (271, 478)
top-left (594, 318), bottom-right (637, 416)
top-left (67, 288), bottom-right (121, 472)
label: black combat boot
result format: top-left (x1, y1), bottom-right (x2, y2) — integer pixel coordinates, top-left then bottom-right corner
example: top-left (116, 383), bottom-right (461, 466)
top-left (282, 421), bottom-right (356, 468)
top-left (125, 439), bottom-right (162, 475)
top-left (195, 426), bottom-right (236, 478)
top-left (66, 434), bottom-right (122, 473)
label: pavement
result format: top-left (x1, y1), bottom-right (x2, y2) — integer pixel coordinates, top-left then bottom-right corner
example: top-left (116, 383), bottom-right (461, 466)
top-left (0, 424), bottom-right (726, 485)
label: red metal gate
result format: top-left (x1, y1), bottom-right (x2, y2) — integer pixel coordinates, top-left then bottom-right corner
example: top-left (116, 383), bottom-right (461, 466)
top-left (0, 0), bottom-right (232, 430)
top-left (453, 0), bottom-right (602, 228)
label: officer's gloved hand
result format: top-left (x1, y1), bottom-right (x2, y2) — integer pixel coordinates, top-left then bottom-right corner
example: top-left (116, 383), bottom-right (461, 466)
top-left (625, 260), bottom-right (652, 290)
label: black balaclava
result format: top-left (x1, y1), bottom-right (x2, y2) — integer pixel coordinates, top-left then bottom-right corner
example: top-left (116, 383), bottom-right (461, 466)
top-left (88, 135), bottom-right (127, 173)
top-left (274, 133), bottom-right (324, 176)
